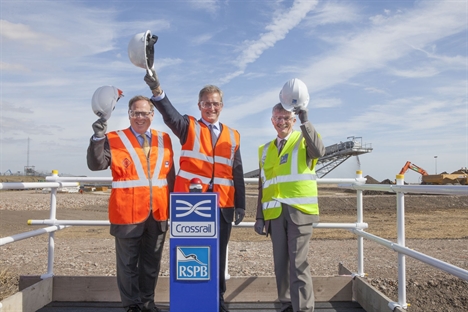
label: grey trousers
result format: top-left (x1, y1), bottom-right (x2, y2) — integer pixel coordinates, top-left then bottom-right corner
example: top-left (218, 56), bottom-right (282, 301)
top-left (270, 206), bottom-right (315, 312)
top-left (114, 217), bottom-right (166, 310)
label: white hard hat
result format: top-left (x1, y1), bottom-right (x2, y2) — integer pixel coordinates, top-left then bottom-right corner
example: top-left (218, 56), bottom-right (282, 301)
top-left (91, 86), bottom-right (124, 121)
top-left (128, 30), bottom-right (158, 72)
top-left (279, 78), bottom-right (310, 111)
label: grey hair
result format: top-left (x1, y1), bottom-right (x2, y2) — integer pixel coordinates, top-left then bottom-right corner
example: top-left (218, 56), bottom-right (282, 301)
top-left (272, 103), bottom-right (292, 115)
top-left (199, 85), bottom-right (223, 102)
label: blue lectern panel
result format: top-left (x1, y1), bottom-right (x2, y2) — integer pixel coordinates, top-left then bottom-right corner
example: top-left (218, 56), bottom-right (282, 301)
top-left (170, 193), bottom-right (219, 312)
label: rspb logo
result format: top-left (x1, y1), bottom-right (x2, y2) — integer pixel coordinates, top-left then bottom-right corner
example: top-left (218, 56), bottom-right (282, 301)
top-left (170, 193), bottom-right (218, 238)
top-left (176, 246), bottom-right (210, 280)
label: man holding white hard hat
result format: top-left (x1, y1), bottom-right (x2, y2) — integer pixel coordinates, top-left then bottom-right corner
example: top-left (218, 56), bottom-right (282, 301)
top-left (128, 31), bottom-right (246, 312)
top-left (87, 84), bottom-right (175, 312)
top-left (254, 78), bottom-right (325, 312)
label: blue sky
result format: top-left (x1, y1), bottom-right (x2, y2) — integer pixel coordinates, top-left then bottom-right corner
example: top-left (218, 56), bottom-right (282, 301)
top-left (1, 0), bottom-right (467, 183)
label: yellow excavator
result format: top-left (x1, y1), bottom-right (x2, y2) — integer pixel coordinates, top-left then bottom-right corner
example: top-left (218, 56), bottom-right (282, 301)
top-left (399, 161), bottom-right (468, 185)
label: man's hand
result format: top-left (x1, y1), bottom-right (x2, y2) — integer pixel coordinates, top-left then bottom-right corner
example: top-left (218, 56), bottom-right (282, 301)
top-left (293, 106), bottom-right (308, 124)
top-left (254, 219), bottom-right (266, 235)
top-left (92, 118), bottom-right (107, 138)
top-left (234, 208), bottom-right (245, 225)
top-left (144, 69), bottom-right (160, 91)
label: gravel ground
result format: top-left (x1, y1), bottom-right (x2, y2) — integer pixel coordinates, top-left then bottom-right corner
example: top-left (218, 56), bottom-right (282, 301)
top-left (1, 190), bottom-right (468, 311)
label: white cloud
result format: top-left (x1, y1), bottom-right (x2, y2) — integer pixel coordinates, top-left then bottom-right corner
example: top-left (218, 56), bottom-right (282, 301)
top-left (191, 33), bottom-right (214, 46)
top-left (305, 1), bottom-right (361, 26)
top-left (0, 61), bottom-right (30, 72)
top-left (0, 20), bottom-right (68, 51)
top-left (388, 66), bottom-right (440, 78)
top-left (156, 58), bottom-right (184, 70)
top-left (0, 101), bottom-right (34, 114)
top-left (299, 0), bottom-right (466, 93)
top-left (435, 80), bottom-right (467, 97)
top-left (221, 0), bottom-right (319, 83)
top-left (188, 0), bottom-right (221, 15)
top-left (310, 97), bottom-right (342, 108)
top-left (0, 0), bottom-right (466, 181)
top-left (363, 86), bottom-right (388, 95)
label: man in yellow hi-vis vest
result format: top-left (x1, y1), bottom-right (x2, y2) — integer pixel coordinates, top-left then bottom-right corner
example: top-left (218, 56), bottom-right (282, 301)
top-left (255, 103), bottom-right (325, 312)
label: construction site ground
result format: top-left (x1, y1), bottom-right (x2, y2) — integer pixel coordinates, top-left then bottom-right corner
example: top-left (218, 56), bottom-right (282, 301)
top-left (1, 179), bottom-right (468, 311)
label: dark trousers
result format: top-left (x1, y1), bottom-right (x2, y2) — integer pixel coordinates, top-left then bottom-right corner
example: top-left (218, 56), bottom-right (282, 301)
top-left (114, 217), bottom-right (166, 310)
top-left (219, 210), bottom-right (232, 308)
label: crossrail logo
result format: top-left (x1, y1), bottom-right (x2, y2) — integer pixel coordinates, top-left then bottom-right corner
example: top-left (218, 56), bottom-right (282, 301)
top-left (170, 193), bottom-right (218, 238)
top-left (175, 199), bottom-right (211, 218)
top-left (176, 246), bottom-right (210, 280)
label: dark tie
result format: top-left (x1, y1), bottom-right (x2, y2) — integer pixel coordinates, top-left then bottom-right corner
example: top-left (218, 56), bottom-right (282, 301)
top-left (142, 134), bottom-right (150, 157)
top-left (278, 139), bottom-right (286, 155)
top-left (209, 125), bottom-right (217, 147)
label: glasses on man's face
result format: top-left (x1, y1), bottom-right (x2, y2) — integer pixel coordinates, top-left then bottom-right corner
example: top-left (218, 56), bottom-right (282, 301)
top-left (272, 115), bottom-right (294, 122)
top-left (200, 101), bottom-right (223, 109)
top-left (129, 110), bottom-right (153, 118)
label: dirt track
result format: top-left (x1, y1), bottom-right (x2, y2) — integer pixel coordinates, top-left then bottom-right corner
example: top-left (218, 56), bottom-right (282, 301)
top-left (1, 187), bottom-right (468, 311)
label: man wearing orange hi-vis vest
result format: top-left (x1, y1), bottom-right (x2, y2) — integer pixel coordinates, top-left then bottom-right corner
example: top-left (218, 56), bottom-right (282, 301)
top-left (87, 94), bottom-right (175, 312)
top-left (144, 69), bottom-right (246, 312)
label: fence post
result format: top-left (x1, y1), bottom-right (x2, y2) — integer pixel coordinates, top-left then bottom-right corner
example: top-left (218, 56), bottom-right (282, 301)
top-left (396, 174), bottom-right (407, 309)
top-left (355, 170), bottom-right (365, 276)
top-left (43, 170), bottom-right (59, 278)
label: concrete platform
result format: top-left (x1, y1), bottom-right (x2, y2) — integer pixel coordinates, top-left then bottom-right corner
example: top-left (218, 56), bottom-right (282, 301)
top-left (0, 264), bottom-right (404, 312)
top-left (36, 301), bottom-right (365, 311)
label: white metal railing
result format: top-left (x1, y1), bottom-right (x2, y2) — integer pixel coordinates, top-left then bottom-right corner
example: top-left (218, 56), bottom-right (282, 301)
top-left (1, 170), bottom-right (467, 311)
top-left (338, 174), bottom-right (468, 309)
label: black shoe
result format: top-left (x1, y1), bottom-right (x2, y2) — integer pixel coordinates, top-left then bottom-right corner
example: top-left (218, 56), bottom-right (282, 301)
top-left (127, 305), bottom-right (141, 312)
top-left (281, 306), bottom-right (293, 312)
top-left (219, 305), bottom-right (230, 312)
top-left (142, 307), bottom-right (162, 312)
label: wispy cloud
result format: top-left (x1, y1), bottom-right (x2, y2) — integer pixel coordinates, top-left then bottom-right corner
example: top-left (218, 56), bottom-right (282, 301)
top-left (188, 0), bottom-right (221, 16)
top-left (299, 0), bottom-right (466, 93)
top-left (389, 66), bottom-right (440, 78)
top-left (0, 61), bottom-right (29, 72)
top-left (191, 33), bottom-right (214, 46)
top-left (220, 0), bottom-right (319, 84)
top-left (0, 20), bottom-right (68, 51)
top-left (310, 97), bottom-right (342, 108)
top-left (0, 0), bottom-right (466, 180)
top-left (304, 1), bottom-right (361, 27)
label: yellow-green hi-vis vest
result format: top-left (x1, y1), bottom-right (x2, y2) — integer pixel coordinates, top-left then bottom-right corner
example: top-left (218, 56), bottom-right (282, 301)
top-left (258, 131), bottom-right (319, 221)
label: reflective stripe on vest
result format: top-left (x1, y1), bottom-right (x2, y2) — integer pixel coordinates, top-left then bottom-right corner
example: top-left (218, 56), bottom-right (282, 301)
top-left (179, 121), bottom-right (236, 167)
top-left (259, 131), bottom-right (319, 220)
top-left (177, 169), bottom-right (235, 187)
top-left (107, 128), bottom-right (173, 224)
top-left (175, 117), bottom-right (239, 207)
top-left (112, 130), bottom-right (167, 189)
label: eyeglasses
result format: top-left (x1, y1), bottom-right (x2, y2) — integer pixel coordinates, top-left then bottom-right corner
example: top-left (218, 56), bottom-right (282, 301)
top-left (272, 115), bottom-right (294, 122)
top-left (129, 110), bottom-right (153, 118)
top-left (200, 101), bottom-right (223, 109)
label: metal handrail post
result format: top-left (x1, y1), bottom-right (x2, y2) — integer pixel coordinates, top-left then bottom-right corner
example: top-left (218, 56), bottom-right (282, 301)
top-left (44, 170), bottom-right (59, 278)
top-left (396, 174), bottom-right (407, 309)
top-left (225, 245), bottom-right (230, 280)
top-left (355, 170), bottom-right (365, 276)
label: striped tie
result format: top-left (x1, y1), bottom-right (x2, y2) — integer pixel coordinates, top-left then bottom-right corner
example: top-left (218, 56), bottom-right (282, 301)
top-left (278, 139), bottom-right (286, 155)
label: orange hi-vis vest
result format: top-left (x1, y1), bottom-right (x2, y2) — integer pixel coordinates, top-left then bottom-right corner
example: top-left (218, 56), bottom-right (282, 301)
top-left (175, 116), bottom-right (240, 208)
top-left (107, 128), bottom-right (173, 224)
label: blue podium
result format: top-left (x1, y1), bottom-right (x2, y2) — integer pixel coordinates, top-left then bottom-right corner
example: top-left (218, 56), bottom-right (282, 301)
top-left (169, 192), bottom-right (220, 311)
